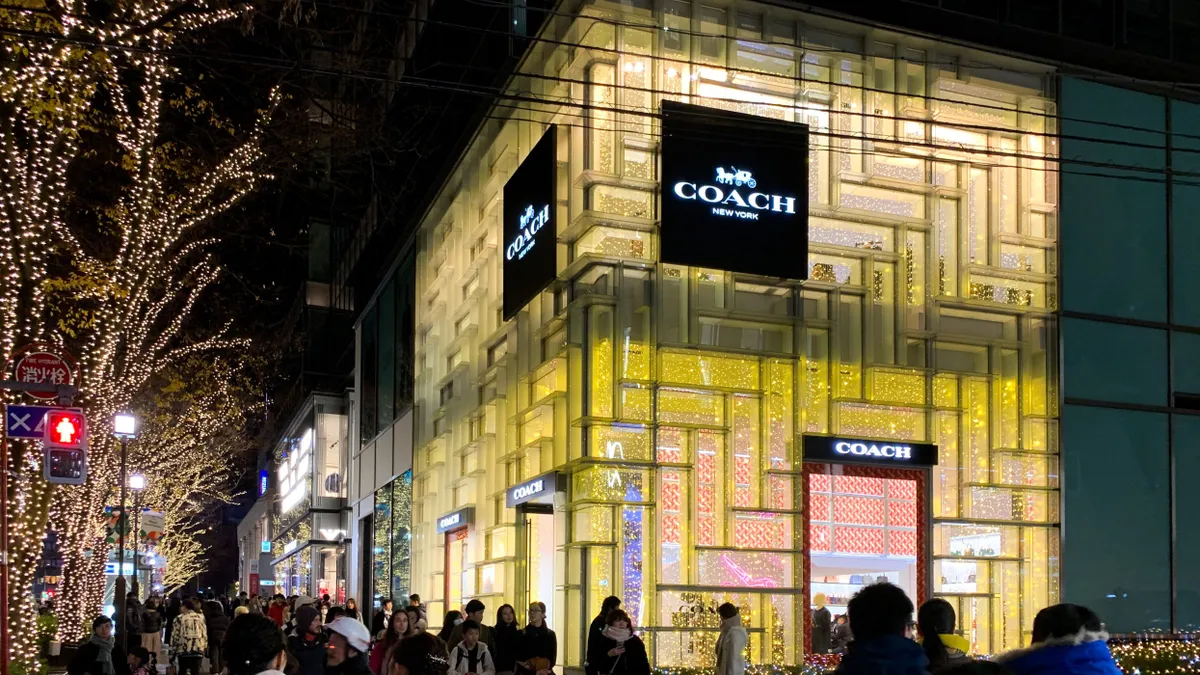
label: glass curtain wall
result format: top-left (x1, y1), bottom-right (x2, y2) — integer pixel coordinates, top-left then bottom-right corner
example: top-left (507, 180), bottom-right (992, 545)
top-left (411, 0), bottom-right (1058, 663)
top-left (371, 471), bottom-right (414, 609)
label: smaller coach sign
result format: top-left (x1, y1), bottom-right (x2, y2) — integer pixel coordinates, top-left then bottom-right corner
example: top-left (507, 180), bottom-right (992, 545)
top-left (435, 507), bottom-right (474, 534)
top-left (803, 435), bottom-right (938, 467)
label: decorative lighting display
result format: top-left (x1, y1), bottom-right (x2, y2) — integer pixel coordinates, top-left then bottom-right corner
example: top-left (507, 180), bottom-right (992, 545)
top-left (405, 3), bottom-right (1061, 669)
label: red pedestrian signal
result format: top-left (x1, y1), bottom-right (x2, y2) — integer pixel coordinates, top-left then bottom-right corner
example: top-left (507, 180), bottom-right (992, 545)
top-left (41, 409), bottom-right (87, 484)
top-left (43, 410), bottom-right (86, 449)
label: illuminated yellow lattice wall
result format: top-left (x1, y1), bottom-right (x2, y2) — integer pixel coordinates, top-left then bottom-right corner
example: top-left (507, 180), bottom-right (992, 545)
top-left (408, 0), bottom-right (1058, 666)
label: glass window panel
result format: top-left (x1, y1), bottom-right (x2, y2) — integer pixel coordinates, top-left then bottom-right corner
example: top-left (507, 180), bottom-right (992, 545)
top-left (1062, 405), bottom-right (1169, 631)
top-left (1062, 318), bottom-right (1166, 406)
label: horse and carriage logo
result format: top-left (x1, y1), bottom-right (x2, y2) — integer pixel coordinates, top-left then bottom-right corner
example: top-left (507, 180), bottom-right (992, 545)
top-left (714, 166), bottom-right (757, 188)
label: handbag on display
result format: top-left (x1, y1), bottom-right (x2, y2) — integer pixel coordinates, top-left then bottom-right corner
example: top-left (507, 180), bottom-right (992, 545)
top-left (850, 575), bottom-right (863, 584)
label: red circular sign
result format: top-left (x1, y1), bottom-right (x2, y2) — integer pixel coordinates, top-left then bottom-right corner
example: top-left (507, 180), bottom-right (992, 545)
top-left (14, 352), bottom-right (73, 399)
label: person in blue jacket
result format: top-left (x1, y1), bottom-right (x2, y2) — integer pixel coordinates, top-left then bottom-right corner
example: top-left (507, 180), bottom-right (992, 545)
top-left (834, 583), bottom-right (929, 675)
top-left (995, 604), bottom-right (1122, 675)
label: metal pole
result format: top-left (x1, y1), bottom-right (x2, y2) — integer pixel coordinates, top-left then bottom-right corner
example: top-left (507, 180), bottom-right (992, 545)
top-left (132, 493), bottom-right (140, 598)
top-left (116, 437), bottom-right (128, 653)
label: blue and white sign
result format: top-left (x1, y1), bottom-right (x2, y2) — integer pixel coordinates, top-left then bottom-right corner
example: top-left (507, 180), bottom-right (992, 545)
top-left (6, 404), bottom-right (55, 439)
top-left (506, 472), bottom-right (561, 507)
top-left (258, 470), bottom-right (269, 497)
top-left (435, 507), bottom-right (473, 534)
top-left (104, 562), bottom-right (135, 576)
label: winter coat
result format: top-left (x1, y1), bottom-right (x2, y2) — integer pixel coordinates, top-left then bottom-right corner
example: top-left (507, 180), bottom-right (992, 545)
top-left (589, 635), bottom-right (649, 675)
top-left (126, 602), bottom-right (145, 635)
top-left (288, 631), bottom-right (329, 675)
top-left (371, 610), bottom-right (391, 638)
top-left (996, 630), bottom-right (1123, 675)
top-left (834, 635), bottom-right (930, 675)
top-left (69, 640), bottom-right (131, 675)
top-left (447, 623), bottom-right (496, 654)
top-left (492, 623), bottom-right (520, 673)
top-left (327, 654), bottom-right (372, 675)
top-left (142, 608), bottom-right (163, 634)
top-left (715, 615), bottom-right (747, 675)
top-left (831, 622), bottom-right (852, 651)
top-left (205, 610), bottom-right (231, 648)
top-left (812, 607), bottom-right (833, 655)
top-left (514, 624), bottom-right (557, 675)
top-left (170, 611), bottom-right (208, 658)
top-left (924, 634), bottom-right (972, 673)
top-left (584, 615), bottom-right (607, 675)
top-left (268, 603), bottom-right (287, 627)
top-left (449, 642), bottom-right (497, 675)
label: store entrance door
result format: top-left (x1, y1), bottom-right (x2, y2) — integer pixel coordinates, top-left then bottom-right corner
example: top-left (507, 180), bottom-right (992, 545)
top-left (804, 462), bottom-right (929, 655)
top-left (515, 504), bottom-right (557, 627)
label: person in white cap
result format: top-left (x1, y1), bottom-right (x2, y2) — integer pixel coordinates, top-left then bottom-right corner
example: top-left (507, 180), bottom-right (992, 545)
top-left (326, 617), bottom-right (372, 675)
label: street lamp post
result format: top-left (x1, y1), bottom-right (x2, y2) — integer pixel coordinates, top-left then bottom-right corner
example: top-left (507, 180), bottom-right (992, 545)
top-left (113, 413), bottom-right (137, 653)
top-left (129, 473), bottom-right (145, 598)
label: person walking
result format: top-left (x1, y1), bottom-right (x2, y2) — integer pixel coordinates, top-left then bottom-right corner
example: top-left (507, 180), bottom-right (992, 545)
top-left (267, 595), bottom-right (287, 627)
top-left (326, 617), bottom-right (374, 675)
top-left (834, 583), bottom-right (928, 675)
top-left (714, 604), bottom-right (747, 675)
top-left (831, 615), bottom-right (852, 653)
top-left (70, 615), bottom-right (131, 675)
top-left (918, 599), bottom-right (972, 672)
top-left (448, 620), bottom-right (495, 675)
top-left (371, 610), bottom-right (411, 675)
top-left (391, 632), bottom-right (451, 675)
top-left (812, 594), bottom-right (833, 655)
top-left (589, 609), bottom-right (649, 675)
top-left (995, 604), bottom-right (1122, 675)
top-left (514, 602), bottom-right (555, 675)
top-left (492, 605), bottom-right (519, 675)
top-left (164, 597), bottom-right (181, 647)
top-left (222, 613), bottom-right (289, 675)
top-left (126, 594), bottom-right (145, 646)
top-left (205, 599), bottom-right (231, 675)
top-left (446, 600), bottom-right (495, 653)
top-left (142, 597), bottom-right (165, 664)
top-left (171, 599), bottom-right (209, 675)
top-left (288, 605), bottom-right (328, 675)
top-left (405, 607), bottom-right (426, 636)
top-left (408, 595), bottom-right (428, 631)
top-left (437, 612), bottom-right (462, 644)
top-left (345, 599), bottom-right (361, 623)
top-left (373, 599), bottom-right (394, 639)
top-left (585, 597), bottom-right (621, 675)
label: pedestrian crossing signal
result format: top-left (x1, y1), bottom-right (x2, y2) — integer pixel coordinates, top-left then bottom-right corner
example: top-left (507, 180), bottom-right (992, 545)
top-left (43, 410), bottom-right (87, 484)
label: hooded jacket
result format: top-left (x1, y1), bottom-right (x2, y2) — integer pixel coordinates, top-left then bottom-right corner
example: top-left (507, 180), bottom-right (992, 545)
top-left (996, 630), bottom-right (1123, 675)
top-left (715, 616), bottom-right (748, 675)
top-left (834, 634), bottom-right (930, 675)
top-left (449, 641), bottom-right (497, 675)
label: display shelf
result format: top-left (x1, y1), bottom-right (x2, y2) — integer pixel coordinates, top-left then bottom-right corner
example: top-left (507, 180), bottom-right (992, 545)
top-left (933, 554), bottom-right (1020, 562)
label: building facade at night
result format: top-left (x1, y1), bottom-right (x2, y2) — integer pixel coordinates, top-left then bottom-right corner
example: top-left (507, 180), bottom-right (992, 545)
top-left (366, 0), bottom-right (1063, 665)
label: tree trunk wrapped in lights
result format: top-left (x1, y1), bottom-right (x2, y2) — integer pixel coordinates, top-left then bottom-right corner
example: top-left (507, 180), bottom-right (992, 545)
top-left (1, 0), bottom-right (276, 658)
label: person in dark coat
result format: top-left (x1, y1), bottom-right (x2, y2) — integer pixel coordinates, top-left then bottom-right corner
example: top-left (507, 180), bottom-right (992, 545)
top-left (126, 595), bottom-right (145, 638)
top-left (514, 602), bottom-right (556, 675)
top-left (492, 605), bottom-right (520, 675)
top-left (588, 609), bottom-right (648, 675)
top-left (372, 599), bottom-right (394, 639)
top-left (811, 594), bottom-right (833, 655)
top-left (831, 614), bottom-right (852, 653)
top-left (69, 615), bottom-right (131, 675)
top-left (205, 600), bottom-right (231, 675)
top-left (164, 597), bottom-right (181, 645)
top-left (995, 604), bottom-right (1122, 675)
top-left (288, 606), bottom-right (328, 675)
top-left (585, 597), bottom-right (620, 675)
top-left (834, 583), bottom-right (929, 675)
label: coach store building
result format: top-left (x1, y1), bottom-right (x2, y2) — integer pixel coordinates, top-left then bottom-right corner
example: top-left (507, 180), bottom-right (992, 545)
top-left (407, 0), bottom-right (1059, 668)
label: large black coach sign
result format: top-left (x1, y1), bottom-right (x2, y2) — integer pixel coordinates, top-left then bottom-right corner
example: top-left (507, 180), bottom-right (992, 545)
top-left (660, 101), bottom-right (809, 280)
top-left (503, 126), bottom-right (558, 321)
top-left (803, 435), bottom-right (938, 467)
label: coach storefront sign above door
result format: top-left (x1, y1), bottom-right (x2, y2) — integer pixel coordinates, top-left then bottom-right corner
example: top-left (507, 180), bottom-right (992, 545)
top-left (502, 125), bottom-right (558, 321)
top-left (660, 100), bottom-right (810, 281)
top-left (435, 507), bottom-right (474, 534)
top-left (506, 471), bottom-right (564, 508)
top-left (803, 435), bottom-right (939, 467)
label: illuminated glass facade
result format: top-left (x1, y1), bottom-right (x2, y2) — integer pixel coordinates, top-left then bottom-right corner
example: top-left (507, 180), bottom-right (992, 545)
top-left (410, 0), bottom-right (1059, 664)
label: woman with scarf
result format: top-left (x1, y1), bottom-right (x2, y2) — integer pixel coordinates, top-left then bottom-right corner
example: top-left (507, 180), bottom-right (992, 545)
top-left (589, 610), bottom-right (648, 675)
top-left (224, 614), bottom-right (289, 675)
top-left (918, 599), bottom-right (973, 672)
top-left (70, 615), bottom-right (131, 675)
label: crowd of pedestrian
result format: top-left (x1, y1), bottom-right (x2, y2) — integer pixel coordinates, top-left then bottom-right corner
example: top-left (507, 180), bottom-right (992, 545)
top-left (67, 584), bottom-right (1124, 675)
